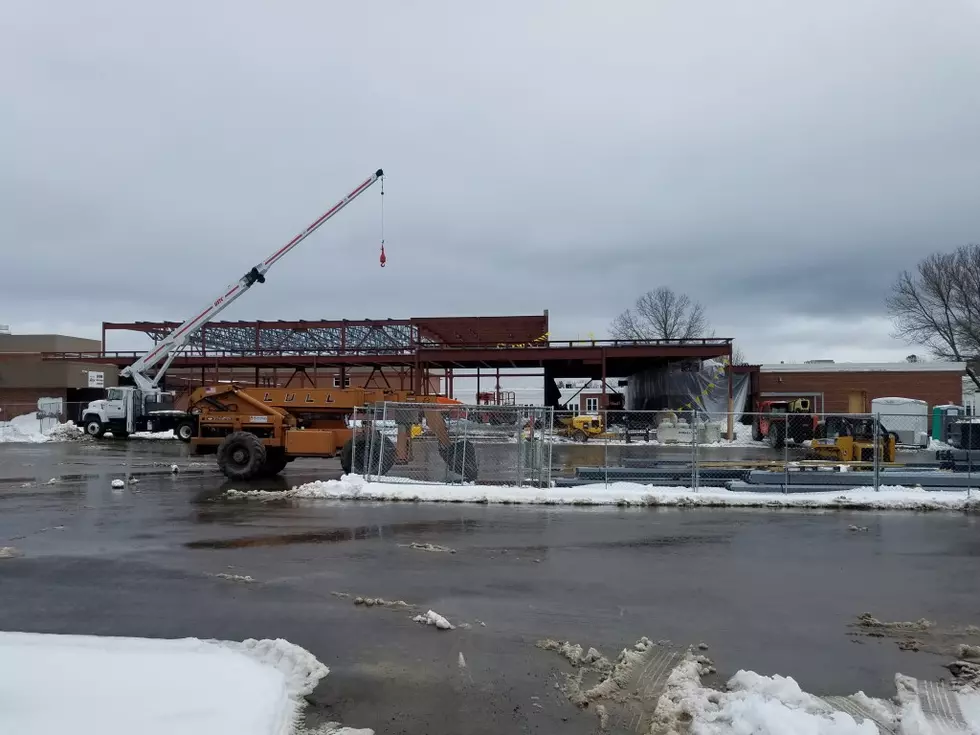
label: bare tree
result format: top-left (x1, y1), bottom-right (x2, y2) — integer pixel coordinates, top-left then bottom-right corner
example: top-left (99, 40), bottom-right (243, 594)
top-left (610, 287), bottom-right (709, 341)
top-left (732, 344), bottom-right (748, 365)
top-left (887, 244), bottom-right (980, 386)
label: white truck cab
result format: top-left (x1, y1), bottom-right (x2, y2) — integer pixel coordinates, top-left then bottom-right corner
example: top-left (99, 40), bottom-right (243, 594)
top-left (81, 387), bottom-right (194, 441)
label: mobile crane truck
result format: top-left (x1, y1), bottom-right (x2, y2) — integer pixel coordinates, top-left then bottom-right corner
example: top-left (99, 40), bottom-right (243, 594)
top-left (80, 169), bottom-right (385, 443)
top-left (79, 169), bottom-right (477, 481)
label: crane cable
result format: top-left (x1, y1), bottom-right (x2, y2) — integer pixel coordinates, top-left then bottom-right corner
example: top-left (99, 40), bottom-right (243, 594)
top-left (379, 174), bottom-right (387, 267)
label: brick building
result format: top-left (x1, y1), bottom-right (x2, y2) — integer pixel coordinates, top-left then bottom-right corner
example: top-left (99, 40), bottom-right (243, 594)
top-left (556, 379), bottom-right (625, 414)
top-left (757, 362), bottom-right (964, 414)
top-left (0, 334), bottom-right (119, 422)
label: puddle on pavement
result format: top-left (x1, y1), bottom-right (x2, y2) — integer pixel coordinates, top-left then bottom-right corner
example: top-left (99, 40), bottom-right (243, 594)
top-left (185, 517), bottom-right (482, 550)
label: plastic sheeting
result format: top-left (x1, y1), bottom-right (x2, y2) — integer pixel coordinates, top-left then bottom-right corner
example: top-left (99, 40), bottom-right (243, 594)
top-left (626, 359), bottom-right (750, 421)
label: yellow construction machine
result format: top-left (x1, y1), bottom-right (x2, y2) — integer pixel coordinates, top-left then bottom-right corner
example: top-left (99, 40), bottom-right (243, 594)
top-left (557, 414), bottom-right (604, 442)
top-left (186, 384), bottom-right (471, 481)
top-left (808, 416), bottom-right (897, 463)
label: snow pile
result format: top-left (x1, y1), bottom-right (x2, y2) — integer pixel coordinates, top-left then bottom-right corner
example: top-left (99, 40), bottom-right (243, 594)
top-left (412, 610), bottom-right (454, 630)
top-left (132, 429), bottom-right (176, 440)
top-left (214, 573), bottom-right (255, 583)
top-left (110, 479), bottom-right (125, 489)
top-left (46, 421), bottom-right (85, 441)
top-left (226, 475), bottom-right (980, 512)
top-left (404, 542), bottom-right (456, 553)
top-left (652, 655), bottom-right (877, 734)
top-left (0, 632), bottom-right (331, 735)
top-left (537, 635), bottom-right (980, 734)
top-left (213, 637), bottom-right (329, 699)
top-left (0, 413), bottom-right (83, 443)
top-left (105, 429), bottom-right (176, 440)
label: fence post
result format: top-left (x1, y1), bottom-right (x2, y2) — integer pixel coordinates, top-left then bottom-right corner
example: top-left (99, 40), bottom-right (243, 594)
top-left (456, 406), bottom-right (467, 485)
top-left (546, 407), bottom-right (554, 488)
top-left (516, 406), bottom-right (524, 488)
top-left (783, 412), bottom-right (790, 494)
top-left (375, 402), bottom-right (388, 480)
top-left (688, 409), bottom-right (696, 491)
top-left (873, 412), bottom-right (880, 492)
top-left (603, 410), bottom-right (609, 488)
top-left (350, 406), bottom-right (359, 479)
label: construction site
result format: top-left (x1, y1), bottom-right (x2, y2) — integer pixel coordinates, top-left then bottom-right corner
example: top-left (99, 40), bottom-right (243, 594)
top-left (0, 170), bottom-right (969, 490)
top-left (0, 143), bottom-right (972, 735)
top-left (7, 3), bottom-right (980, 734)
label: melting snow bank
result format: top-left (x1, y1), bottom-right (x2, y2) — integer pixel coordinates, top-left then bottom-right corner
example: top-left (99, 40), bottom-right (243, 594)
top-left (226, 475), bottom-right (980, 512)
top-left (653, 655), bottom-right (880, 734)
top-left (541, 637), bottom-right (980, 734)
top-left (109, 429), bottom-right (176, 440)
top-left (0, 632), bottom-right (333, 735)
top-left (0, 413), bottom-right (84, 443)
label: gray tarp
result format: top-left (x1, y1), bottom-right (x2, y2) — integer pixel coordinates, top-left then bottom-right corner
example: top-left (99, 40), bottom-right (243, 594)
top-left (627, 359), bottom-right (749, 421)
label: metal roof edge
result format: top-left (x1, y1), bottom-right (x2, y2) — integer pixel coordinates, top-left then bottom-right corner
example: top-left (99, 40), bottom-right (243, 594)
top-left (760, 362), bottom-right (966, 373)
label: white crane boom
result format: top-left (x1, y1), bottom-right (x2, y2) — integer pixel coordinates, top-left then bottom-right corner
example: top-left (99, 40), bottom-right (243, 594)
top-left (122, 168), bottom-right (384, 392)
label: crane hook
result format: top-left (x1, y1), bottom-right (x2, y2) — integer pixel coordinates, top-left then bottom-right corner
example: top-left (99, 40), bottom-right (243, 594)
top-left (379, 175), bottom-right (386, 267)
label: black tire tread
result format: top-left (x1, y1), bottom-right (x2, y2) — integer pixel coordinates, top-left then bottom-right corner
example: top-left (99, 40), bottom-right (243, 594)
top-left (217, 431), bottom-right (267, 481)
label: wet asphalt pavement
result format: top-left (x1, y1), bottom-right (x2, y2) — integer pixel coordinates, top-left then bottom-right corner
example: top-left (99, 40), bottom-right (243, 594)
top-left (1, 440), bottom-right (979, 734)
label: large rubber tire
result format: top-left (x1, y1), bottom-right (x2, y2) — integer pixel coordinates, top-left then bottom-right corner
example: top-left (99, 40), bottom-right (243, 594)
top-left (259, 451), bottom-right (289, 477)
top-left (439, 441), bottom-right (478, 482)
top-left (573, 429), bottom-right (589, 443)
top-left (84, 417), bottom-right (105, 438)
top-left (768, 422), bottom-right (785, 450)
top-left (751, 418), bottom-right (763, 442)
top-left (217, 431), bottom-right (267, 481)
top-left (175, 420), bottom-right (195, 443)
top-left (340, 433), bottom-right (396, 476)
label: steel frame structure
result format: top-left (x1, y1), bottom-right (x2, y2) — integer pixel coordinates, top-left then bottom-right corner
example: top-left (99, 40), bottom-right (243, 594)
top-left (103, 320), bottom-right (435, 357)
top-left (45, 315), bottom-right (734, 404)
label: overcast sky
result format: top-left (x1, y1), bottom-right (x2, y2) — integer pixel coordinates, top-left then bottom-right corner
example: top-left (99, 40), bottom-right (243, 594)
top-left (4, 0), bottom-right (980, 365)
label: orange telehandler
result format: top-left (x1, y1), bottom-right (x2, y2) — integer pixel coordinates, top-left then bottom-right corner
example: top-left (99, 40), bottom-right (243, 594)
top-left (186, 384), bottom-right (473, 481)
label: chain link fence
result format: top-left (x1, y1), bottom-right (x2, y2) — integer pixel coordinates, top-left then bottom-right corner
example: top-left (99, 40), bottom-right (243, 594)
top-left (344, 404), bottom-right (972, 492)
top-left (547, 409), bottom-right (973, 494)
top-left (5, 395), bottom-right (972, 495)
top-left (349, 402), bottom-right (554, 487)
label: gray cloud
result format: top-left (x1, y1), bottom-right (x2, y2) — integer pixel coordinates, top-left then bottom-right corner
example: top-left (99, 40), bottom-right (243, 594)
top-left (3, 0), bottom-right (980, 367)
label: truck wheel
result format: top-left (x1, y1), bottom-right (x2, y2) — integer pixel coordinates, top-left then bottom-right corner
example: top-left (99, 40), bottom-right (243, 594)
top-left (768, 422), bottom-right (785, 449)
top-left (751, 418), bottom-right (763, 441)
top-left (175, 420), bottom-right (195, 443)
top-left (84, 417), bottom-right (106, 438)
top-left (341, 434), bottom-right (395, 476)
top-left (439, 441), bottom-right (478, 482)
top-left (217, 432), bottom-right (267, 481)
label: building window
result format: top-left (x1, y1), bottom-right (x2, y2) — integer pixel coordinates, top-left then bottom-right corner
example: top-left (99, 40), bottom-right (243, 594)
top-left (585, 397), bottom-right (599, 414)
top-left (333, 375), bottom-right (351, 388)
